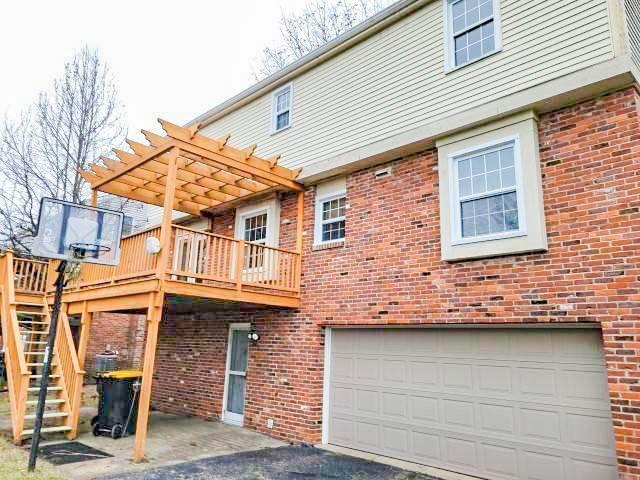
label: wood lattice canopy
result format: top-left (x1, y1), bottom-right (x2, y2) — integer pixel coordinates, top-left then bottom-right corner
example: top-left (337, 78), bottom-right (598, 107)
top-left (80, 119), bottom-right (303, 216)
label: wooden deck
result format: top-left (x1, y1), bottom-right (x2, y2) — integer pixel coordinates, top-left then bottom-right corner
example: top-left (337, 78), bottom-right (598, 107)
top-left (56, 224), bottom-right (301, 312)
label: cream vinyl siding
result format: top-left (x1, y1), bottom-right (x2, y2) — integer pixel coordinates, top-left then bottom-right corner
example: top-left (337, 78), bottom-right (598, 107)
top-left (626, 0), bottom-right (640, 70)
top-left (201, 0), bottom-right (614, 172)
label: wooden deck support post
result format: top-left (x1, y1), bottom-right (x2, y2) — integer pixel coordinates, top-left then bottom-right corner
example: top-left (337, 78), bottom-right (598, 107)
top-left (132, 292), bottom-right (162, 462)
top-left (133, 148), bottom-right (178, 462)
top-left (90, 189), bottom-right (98, 208)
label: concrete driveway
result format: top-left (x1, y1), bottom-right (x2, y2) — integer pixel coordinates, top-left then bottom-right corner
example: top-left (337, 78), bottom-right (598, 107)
top-left (97, 445), bottom-right (439, 480)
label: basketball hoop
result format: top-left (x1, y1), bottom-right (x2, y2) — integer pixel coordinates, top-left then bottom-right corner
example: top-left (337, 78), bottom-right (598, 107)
top-left (69, 242), bottom-right (111, 260)
top-left (63, 243), bottom-right (112, 283)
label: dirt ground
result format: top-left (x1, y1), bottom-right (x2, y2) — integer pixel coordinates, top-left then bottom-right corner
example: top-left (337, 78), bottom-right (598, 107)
top-left (0, 436), bottom-right (62, 480)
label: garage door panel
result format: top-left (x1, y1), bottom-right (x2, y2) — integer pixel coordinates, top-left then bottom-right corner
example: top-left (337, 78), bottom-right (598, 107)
top-left (442, 363), bottom-right (474, 390)
top-left (479, 403), bottom-right (516, 435)
top-left (328, 328), bottom-right (616, 480)
top-left (482, 443), bottom-right (519, 478)
top-left (569, 458), bottom-right (618, 480)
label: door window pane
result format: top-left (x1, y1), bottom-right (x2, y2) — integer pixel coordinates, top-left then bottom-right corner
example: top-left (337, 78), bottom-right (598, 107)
top-left (229, 330), bottom-right (248, 372)
top-left (227, 374), bottom-right (245, 415)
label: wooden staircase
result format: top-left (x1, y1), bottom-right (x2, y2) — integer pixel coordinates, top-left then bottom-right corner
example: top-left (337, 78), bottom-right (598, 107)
top-left (0, 251), bottom-right (84, 443)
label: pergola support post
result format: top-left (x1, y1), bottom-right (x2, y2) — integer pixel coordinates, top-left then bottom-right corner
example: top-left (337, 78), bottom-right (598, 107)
top-left (132, 291), bottom-right (162, 462)
top-left (156, 147), bottom-right (180, 281)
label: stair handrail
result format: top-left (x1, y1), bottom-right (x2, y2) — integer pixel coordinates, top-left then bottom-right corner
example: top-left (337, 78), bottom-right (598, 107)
top-left (53, 306), bottom-right (85, 437)
top-left (0, 250), bottom-right (31, 440)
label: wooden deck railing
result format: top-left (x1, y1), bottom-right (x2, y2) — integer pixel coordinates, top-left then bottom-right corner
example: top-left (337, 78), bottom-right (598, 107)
top-left (13, 257), bottom-right (48, 294)
top-left (61, 224), bottom-right (300, 297)
top-left (65, 226), bottom-right (161, 289)
top-left (168, 225), bottom-right (301, 294)
top-left (0, 252), bottom-right (30, 440)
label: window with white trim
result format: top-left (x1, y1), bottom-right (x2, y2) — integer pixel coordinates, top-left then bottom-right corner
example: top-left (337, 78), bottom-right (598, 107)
top-left (320, 196), bottom-right (346, 242)
top-left (314, 178), bottom-right (347, 246)
top-left (452, 139), bottom-right (523, 242)
top-left (243, 213), bottom-right (268, 244)
top-left (271, 84), bottom-right (292, 132)
top-left (446, 0), bottom-right (500, 69)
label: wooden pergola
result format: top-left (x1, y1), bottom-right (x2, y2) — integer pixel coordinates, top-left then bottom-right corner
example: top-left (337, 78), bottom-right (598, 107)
top-left (77, 119), bottom-right (304, 461)
top-left (80, 118), bottom-right (303, 215)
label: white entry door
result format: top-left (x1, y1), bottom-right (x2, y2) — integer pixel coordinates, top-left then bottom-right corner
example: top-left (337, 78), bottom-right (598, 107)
top-left (222, 323), bottom-right (249, 426)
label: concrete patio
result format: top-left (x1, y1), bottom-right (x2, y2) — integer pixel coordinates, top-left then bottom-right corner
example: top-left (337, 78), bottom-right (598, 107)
top-left (44, 411), bottom-right (285, 480)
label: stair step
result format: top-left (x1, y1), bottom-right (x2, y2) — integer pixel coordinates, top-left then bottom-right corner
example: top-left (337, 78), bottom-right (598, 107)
top-left (25, 351), bottom-right (47, 355)
top-left (29, 374), bottom-right (61, 379)
top-left (20, 331), bottom-right (49, 335)
top-left (25, 412), bottom-right (68, 420)
top-left (26, 363), bottom-right (58, 367)
top-left (16, 311), bottom-right (46, 315)
top-left (28, 386), bottom-right (62, 392)
top-left (18, 320), bottom-right (49, 324)
top-left (26, 399), bottom-right (65, 405)
top-left (21, 426), bottom-right (71, 436)
top-left (25, 341), bottom-right (48, 345)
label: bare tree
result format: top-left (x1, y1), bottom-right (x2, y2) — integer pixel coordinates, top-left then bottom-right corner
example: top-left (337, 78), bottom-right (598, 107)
top-left (0, 46), bottom-right (124, 252)
top-left (253, 0), bottom-right (391, 80)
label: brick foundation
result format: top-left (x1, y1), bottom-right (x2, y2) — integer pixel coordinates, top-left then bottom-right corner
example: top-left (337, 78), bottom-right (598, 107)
top-left (148, 87), bottom-right (640, 478)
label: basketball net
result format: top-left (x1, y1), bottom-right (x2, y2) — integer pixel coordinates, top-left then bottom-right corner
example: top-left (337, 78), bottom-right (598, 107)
top-left (62, 257), bottom-right (83, 283)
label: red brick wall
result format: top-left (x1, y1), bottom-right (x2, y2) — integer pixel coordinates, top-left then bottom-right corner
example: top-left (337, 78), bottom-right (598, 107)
top-left (85, 312), bottom-right (145, 377)
top-left (150, 87), bottom-right (640, 478)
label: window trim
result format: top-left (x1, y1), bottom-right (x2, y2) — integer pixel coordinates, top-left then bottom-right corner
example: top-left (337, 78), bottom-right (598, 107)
top-left (271, 83), bottom-right (293, 134)
top-left (443, 0), bottom-right (503, 73)
top-left (315, 193), bottom-right (347, 246)
top-left (449, 134), bottom-right (527, 245)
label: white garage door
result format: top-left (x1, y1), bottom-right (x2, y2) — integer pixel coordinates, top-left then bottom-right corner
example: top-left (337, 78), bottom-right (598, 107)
top-left (327, 328), bottom-right (617, 480)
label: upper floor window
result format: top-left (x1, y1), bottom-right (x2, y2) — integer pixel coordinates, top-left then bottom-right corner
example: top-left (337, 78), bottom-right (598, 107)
top-left (314, 177), bottom-right (347, 247)
top-left (271, 84), bottom-right (292, 133)
top-left (451, 138), bottom-right (524, 243)
top-left (445, 0), bottom-right (501, 70)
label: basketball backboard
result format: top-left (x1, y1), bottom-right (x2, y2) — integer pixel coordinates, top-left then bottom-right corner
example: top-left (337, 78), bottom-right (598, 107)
top-left (31, 198), bottom-right (124, 265)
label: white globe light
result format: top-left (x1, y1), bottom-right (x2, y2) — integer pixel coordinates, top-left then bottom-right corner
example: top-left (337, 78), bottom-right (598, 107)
top-left (146, 237), bottom-right (161, 255)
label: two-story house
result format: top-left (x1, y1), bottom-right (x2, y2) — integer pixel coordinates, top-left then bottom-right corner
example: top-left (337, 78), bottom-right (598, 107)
top-left (2, 0), bottom-right (639, 479)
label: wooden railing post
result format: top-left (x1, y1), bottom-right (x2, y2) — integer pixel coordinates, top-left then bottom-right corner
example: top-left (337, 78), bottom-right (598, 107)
top-left (235, 240), bottom-right (245, 291)
top-left (77, 301), bottom-right (92, 370)
top-left (295, 191), bottom-right (304, 293)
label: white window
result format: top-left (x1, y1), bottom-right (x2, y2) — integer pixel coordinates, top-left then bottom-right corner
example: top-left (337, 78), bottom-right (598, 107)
top-left (451, 137), bottom-right (525, 243)
top-left (445, 0), bottom-right (501, 70)
top-left (235, 199), bottom-right (280, 247)
top-left (271, 84), bottom-right (292, 133)
top-left (243, 213), bottom-right (268, 244)
top-left (320, 197), bottom-right (346, 243)
top-left (314, 178), bottom-right (347, 246)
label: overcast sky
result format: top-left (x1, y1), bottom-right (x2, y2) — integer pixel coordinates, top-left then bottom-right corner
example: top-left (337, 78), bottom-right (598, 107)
top-left (0, 0), bottom-right (305, 141)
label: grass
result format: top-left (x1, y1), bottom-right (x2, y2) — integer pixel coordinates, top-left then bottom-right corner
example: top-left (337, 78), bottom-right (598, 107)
top-left (0, 437), bottom-right (62, 480)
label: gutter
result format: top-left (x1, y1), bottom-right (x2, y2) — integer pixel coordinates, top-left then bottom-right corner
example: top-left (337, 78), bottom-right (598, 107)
top-left (187, 0), bottom-right (428, 129)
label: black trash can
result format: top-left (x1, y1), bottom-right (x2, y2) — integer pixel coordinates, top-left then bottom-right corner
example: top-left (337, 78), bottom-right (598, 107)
top-left (91, 370), bottom-right (142, 439)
